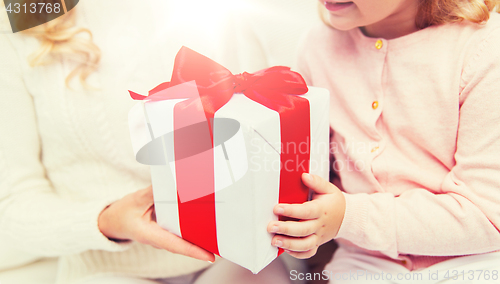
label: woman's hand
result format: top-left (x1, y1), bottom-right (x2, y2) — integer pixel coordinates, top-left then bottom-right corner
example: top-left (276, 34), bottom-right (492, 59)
top-left (267, 173), bottom-right (346, 259)
top-left (98, 186), bottom-right (215, 262)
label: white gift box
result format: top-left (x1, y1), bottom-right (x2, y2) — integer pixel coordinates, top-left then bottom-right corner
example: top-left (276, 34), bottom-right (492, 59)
top-left (128, 82), bottom-right (330, 273)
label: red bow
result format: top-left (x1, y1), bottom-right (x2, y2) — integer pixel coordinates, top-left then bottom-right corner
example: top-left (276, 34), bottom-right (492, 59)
top-left (129, 47), bottom-right (310, 257)
top-left (129, 46), bottom-right (308, 116)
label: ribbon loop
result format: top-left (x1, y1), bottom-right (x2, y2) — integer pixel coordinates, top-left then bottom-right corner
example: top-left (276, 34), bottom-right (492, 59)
top-left (129, 46), bottom-right (308, 106)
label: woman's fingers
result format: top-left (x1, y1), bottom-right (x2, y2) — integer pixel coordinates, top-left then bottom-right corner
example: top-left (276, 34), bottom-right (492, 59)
top-left (98, 185), bottom-right (216, 263)
top-left (132, 186), bottom-right (155, 208)
top-left (273, 201), bottom-right (321, 220)
top-left (267, 220), bottom-right (320, 237)
top-left (140, 222), bottom-right (215, 262)
top-left (272, 234), bottom-right (319, 253)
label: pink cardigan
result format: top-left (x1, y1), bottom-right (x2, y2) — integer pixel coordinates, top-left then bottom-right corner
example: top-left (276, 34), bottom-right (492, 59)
top-left (298, 13), bottom-right (500, 270)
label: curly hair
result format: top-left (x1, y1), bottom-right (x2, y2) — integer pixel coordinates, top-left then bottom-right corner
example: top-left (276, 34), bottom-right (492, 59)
top-left (320, 0), bottom-right (500, 29)
top-left (417, 0), bottom-right (500, 28)
top-left (12, 0), bottom-right (101, 86)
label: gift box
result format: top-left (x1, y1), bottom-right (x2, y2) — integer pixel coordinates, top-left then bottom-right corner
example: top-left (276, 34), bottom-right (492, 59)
top-left (128, 47), bottom-right (329, 273)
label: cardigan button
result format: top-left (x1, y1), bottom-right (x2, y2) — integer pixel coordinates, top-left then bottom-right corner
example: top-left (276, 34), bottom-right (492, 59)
top-left (375, 39), bottom-right (383, 50)
top-left (372, 101), bottom-right (379, 110)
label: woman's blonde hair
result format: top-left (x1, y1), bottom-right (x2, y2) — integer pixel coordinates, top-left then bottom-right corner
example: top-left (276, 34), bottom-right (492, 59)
top-left (320, 0), bottom-right (500, 29)
top-left (17, 0), bottom-right (100, 86)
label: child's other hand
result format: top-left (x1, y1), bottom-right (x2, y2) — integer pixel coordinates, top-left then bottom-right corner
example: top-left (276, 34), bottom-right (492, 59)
top-left (267, 173), bottom-right (346, 259)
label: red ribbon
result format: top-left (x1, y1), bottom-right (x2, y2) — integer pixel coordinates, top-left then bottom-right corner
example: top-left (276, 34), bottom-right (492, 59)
top-left (130, 47), bottom-right (311, 256)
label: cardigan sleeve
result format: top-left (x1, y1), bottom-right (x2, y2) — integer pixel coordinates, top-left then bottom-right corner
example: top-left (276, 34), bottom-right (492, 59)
top-left (335, 27), bottom-right (500, 258)
top-left (0, 35), bottom-right (131, 256)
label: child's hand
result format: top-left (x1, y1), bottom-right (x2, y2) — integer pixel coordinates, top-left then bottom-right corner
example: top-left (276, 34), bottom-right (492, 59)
top-left (267, 173), bottom-right (346, 259)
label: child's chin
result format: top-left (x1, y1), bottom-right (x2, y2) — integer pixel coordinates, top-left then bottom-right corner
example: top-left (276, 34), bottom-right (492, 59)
top-left (325, 15), bottom-right (359, 31)
top-left (328, 20), bottom-right (357, 31)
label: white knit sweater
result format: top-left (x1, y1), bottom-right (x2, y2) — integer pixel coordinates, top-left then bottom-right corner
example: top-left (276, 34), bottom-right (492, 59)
top-left (0, 1), bottom-right (220, 283)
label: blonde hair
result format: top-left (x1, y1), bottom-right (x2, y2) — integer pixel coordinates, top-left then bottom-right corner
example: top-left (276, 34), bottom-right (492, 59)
top-left (319, 0), bottom-right (500, 29)
top-left (15, 1), bottom-right (101, 86)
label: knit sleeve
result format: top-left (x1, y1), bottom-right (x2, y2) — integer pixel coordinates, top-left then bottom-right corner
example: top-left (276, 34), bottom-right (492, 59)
top-left (335, 27), bottom-right (500, 258)
top-left (0, 35), bottom-right (131, 256)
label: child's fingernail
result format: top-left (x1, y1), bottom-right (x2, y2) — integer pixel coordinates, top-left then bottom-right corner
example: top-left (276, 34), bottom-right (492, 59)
top-left (276, 207), bottom-right (285, 214)
top-left (270, 225), bottom-right (279, 233)
top-left (274, 240), bottom-right (283, 247)
top-left (305, 173), bottom-right (313, 183)
top-left (207, 260), bottom-right (214, 264)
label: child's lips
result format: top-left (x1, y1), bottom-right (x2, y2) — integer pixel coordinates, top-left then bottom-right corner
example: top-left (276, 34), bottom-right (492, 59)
top-left (323, 1), bottom-right (354, 12)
